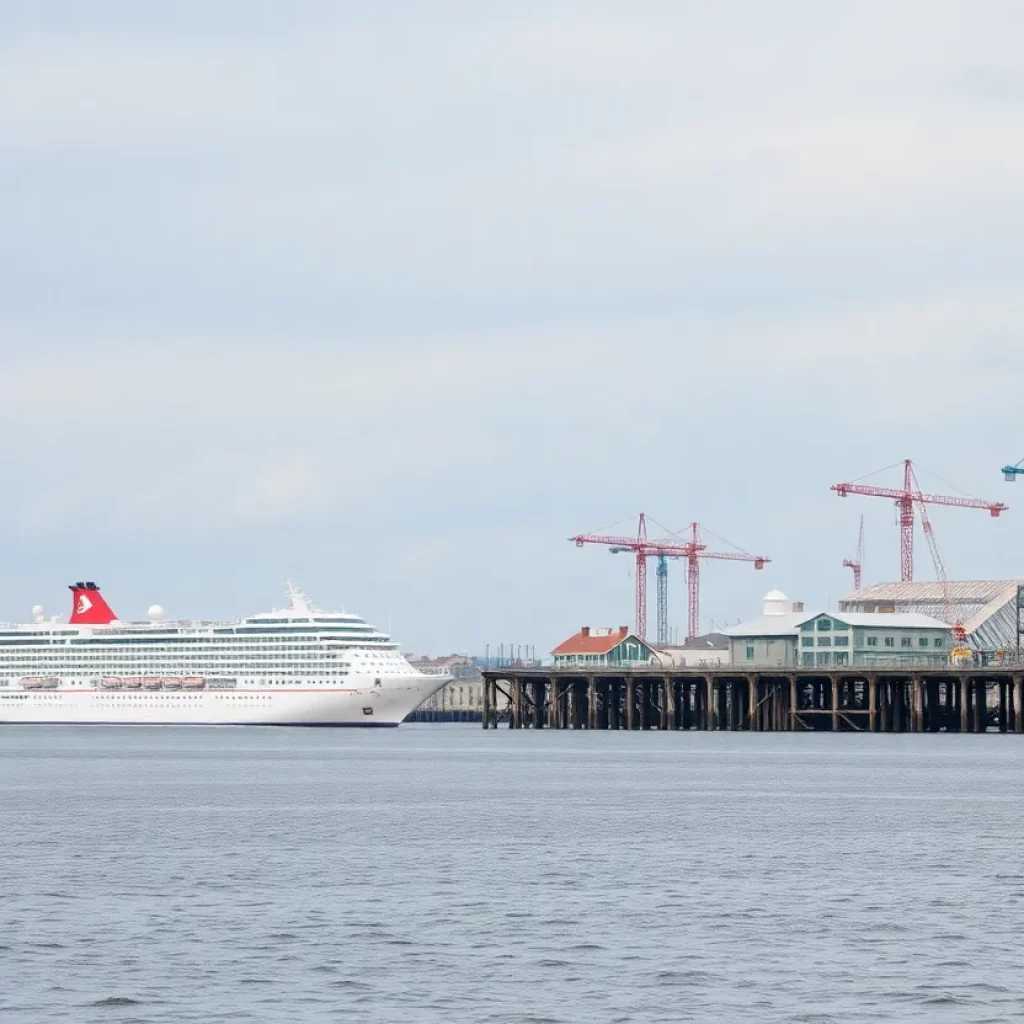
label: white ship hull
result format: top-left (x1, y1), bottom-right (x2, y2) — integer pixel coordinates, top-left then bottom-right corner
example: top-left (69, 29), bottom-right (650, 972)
top-left (0, 674), bottom-right (446, 727)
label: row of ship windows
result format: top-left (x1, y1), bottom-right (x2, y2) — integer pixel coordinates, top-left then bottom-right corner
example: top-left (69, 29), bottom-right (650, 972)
top-left (0, 639), bottom-right (395, 648)
top-left (0, 655), bottom-right (353, 662)
top-left (0, 620), bottom-right (368, 632)
top-left (1, 685), bottom-right (361, 698)
top-left (0, 672), bottom-right (355, 686)
top-left (0, 660), bottom-right (394, 667)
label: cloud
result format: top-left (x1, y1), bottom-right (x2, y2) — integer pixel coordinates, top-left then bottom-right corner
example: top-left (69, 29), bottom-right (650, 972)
top-left (1, 2), bottom-right (1023, 648)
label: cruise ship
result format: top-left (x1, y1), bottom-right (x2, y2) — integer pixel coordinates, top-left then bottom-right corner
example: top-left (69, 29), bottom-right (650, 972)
top-left (0, 582), bottom-right (450, 726)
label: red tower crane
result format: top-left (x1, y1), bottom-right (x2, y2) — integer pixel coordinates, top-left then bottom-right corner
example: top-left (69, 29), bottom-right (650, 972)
top-left (842, 515), bottom-right (865, 590)
top-left (832, 460), bottom-right (1007, 582)
top-left (569, 515), bottom-right (769, 641)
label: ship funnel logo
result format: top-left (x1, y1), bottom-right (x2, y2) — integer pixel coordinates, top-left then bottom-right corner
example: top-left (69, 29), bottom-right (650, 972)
top-left (68, 583), bottom-right (117, 625)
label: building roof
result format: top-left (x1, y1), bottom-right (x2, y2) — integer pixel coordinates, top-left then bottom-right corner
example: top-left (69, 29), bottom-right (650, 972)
top-left (801, 611), bottom-right (949, 630)
top-left (724, 613), bottom-right (811, 638)
top-left (680, 631), bottom-right (730, 651)
top-left (726, 610), bottom-right (949, 638)
top-left (552, 626), bottom-right (640, 656)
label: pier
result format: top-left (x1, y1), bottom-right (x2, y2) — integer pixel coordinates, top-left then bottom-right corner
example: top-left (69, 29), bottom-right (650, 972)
top-left (480, 666), bottom-right (1024, 733)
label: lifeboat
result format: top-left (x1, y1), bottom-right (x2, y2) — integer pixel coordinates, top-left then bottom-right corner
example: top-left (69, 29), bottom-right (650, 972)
top-left (123, 677), bottom-right (142, 690)
top-left (100, 677), bottom-right (124, 690)
top-left (141, 677), bottom-right (163, 690)
top-left (22, 676), bottom-right (59, 690)
top-left (182, 677), bottom-right (206, 690)
top-left (162, 677), bottom-right (182, 690)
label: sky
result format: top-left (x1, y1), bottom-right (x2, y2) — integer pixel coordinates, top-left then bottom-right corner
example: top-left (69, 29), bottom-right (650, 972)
top-left (2, 1), bottom-right (1023, 654)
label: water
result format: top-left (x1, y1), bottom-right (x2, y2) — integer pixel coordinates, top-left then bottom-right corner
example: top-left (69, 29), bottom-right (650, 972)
top-left (2, 726), bottom-right (1024, 1023)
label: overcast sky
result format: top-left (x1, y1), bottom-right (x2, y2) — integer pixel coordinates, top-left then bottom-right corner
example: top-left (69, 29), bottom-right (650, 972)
top-left (2, 1), bottom-right (1023, 652)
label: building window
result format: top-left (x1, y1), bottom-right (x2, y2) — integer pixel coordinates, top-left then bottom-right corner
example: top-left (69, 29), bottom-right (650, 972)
top-left (816, 652), bottom-right (831, 667)
top-left (884, 637), bottom-right (894, 647)
top-left (801, 637), bottom-right (814, 647)
top-left (866, 636), bottom-right (878, 647)
top-left (833, 636), bottom-right (849, 647)
top-left (746, 645), bottom-right (755, 661)
top-left (901, 637), bottom-right (912, 648)
top-left (854, 632), bottom-right (865, 645)
top-left (801, 652), bottom-right (814, 667)
top-left (817, 618), bottom-right (832, 631)
top-left (834, 652), bottom-right (849, 666)
top-left (918, 637), bottom-right (929, 647)
top-left (800, 621), bottom-right (815, 632)
top-left (831, 620), bottom-right (849, 631)
top-left (934, 638), bottom-right (944, 647)
top-left (817, 637), bottom-right (832, 647)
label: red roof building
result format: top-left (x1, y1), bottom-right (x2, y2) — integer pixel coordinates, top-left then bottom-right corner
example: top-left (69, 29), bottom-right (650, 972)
top-left (551, 626), bottom-right (656, 667)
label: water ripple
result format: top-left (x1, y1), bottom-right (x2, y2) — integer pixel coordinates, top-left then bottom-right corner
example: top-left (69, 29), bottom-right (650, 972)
top-left (2, 726), bottom-right (1023, 1023)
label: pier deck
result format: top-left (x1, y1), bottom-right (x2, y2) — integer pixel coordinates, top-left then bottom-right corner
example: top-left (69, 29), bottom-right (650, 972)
top-left (481, 666), bottom-right (1024, 733)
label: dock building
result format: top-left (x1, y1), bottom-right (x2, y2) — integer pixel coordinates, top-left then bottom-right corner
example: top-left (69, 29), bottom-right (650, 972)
top-left (724, 590), bottom-right (949, 667)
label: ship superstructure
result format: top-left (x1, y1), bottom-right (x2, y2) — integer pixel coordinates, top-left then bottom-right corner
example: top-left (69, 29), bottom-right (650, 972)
top-left (0, 582), bottom-right (449, 726)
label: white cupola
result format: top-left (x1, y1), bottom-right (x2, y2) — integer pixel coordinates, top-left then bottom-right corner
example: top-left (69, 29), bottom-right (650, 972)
top-left (762, 588), bottom-right (789, 616)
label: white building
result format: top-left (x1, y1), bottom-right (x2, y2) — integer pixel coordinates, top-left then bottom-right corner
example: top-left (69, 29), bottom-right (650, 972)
top-left (725, 590), bottom-right (950, 668)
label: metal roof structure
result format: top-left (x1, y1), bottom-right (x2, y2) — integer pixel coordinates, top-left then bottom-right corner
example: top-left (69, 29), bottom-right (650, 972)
top-left (839, 580), bottom-right (1024, 650)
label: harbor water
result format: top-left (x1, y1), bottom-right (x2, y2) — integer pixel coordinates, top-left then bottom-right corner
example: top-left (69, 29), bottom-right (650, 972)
top-left (2, 725), bottom-right (1023, 1023)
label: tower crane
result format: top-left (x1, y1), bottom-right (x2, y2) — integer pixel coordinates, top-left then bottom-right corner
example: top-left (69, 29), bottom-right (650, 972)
top-left (569, 514), bottom-right (769, 642)
top-left (1002, 460), bottom-right (1024, 481)
top-left (842, 515), bottom-right (865, 591)
top-left (832, 459), bottom-right (1007, 582)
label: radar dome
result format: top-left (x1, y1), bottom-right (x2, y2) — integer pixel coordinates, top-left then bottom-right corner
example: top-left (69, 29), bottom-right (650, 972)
top-left (762, 588), bottom-right (789, 616)
top-left (147, 604), bottom-right (166, 622)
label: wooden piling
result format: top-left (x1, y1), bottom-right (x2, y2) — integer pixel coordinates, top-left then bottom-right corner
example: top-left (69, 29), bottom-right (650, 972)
top-left (662, 676), bottom-right (675, 731)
